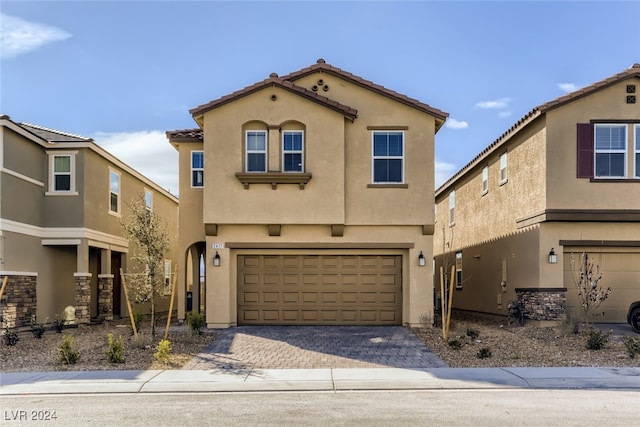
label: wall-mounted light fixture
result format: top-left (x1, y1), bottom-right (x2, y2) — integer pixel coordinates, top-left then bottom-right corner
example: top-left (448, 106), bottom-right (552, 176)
top-left (548, 248), bottom-right (557, 264)
top-left (213, 251), bottom-right (221, 267)
top-left (418, 251), bottom-right (426, 267)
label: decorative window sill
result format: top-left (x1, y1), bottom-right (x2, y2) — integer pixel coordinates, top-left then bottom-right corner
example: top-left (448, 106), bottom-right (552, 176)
top-left (235, 172), bottom-right (312, 189)
top-left (367, 183), bottom-right (408, 189)
top-left (45, 191), bottom-right (78, 196)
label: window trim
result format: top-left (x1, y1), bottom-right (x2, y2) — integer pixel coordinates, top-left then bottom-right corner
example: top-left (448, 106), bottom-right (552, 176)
top-left (282, 130), bottom-right (304, 173)
top-left (109, 168), bottom-right (121, 216)
top-left (46, 151), bottom-right (78, 195)
top-left (594, 123), bottom-right (627, 179)
top-left (481, 165), bottom-right (489, 195)
top-left (371, 130), bottom-right (405, 184)
top-left (499, 152), bottom-right (508, 185)
top-left (245, 130), bottom-right (268, 173)
top-left (191, 150), bottom-right (204, 188)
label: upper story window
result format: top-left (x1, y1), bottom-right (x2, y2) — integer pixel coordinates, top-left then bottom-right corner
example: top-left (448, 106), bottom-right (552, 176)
top-left (282, 131), bottom-right (304, 172)
top-left (109, 169), bottom-right (121, 215)
top-left (634, 124), bottom-right (639, 178)
top-left (246, 131), bottom-right (267, 172)
top-left (372, 131), bottom-right (404, 183)
top-left (144, 189), bottom-right (153, 211)
top-left (449, 190), bottom-right (455, 225)
top-left (595, 124), bottom-right (626, 178)
top-left (47, 152), bottom-right (77, 194)
top-left (499, 152), bottom-right (508, 184)
top-left (191, 151), bottom-right (204, 187)
top-left (481, 166), bottom-right (489, 194)
top-left (455, 251), bottom-right (463, 289)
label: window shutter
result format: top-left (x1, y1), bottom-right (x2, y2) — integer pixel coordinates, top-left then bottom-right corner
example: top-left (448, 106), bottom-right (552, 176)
top-left (576, 123), bottom-right (594, 178)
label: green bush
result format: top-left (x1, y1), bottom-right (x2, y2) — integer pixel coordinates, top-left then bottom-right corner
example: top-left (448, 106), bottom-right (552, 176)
top-left (154, 339), bottom-right (172, 364)
top-left (130, 311), bottom-right (145, 335)
top-left (477, 347), bottom-right (492, 359)
top-left (58, 335), bottom-right (80, 365)
top-left (3, 324), bottom-right (19, 346)
top-left (52, 314), bottom-right (66, 333)
top-left (105, 333), bottom-right (125, 363)
top-left (448, 338), bottom-right (463, 350)
top-left (584, 328), bottom-right (610, 350)
top-left (186, 311), bottom-right (206, 336)
top-left (623, 336), bottom-right (640, 359)
top-left (466, 328), bottom-right (479, 340)
top-left (30, 315), bottom-right (45, 339)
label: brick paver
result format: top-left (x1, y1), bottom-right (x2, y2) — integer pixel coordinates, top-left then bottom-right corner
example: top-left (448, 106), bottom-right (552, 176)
top-left (183, 326), bottom-right (448, 370)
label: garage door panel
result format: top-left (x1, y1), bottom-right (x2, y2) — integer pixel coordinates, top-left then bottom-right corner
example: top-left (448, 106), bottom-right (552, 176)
top-left (238, 255), bottom-right (402, 325)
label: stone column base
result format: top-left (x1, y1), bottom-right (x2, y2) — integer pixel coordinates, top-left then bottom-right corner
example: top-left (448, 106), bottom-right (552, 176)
top-left (98, 274), bottom-right (114, 321)
top-left (0, 273), bottom-right (37, 328)
top-left (515, 287), bottom-right (567, 322)
top-left (74, 273), bottom-right (92, 324)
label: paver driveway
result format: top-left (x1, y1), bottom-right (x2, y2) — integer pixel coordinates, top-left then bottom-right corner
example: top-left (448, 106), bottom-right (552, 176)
top-left (183, 326), bottom-right (447, 371)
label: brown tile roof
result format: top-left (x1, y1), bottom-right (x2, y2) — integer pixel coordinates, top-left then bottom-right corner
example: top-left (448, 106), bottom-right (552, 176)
top-left (435, 63), bottom-right (640, 196)
top-left (189, 76), bottom-right (358, 121)
top-left (165, 128), bottom-right (203, 142)
top-left (280, 59), bottom-right (449, 126)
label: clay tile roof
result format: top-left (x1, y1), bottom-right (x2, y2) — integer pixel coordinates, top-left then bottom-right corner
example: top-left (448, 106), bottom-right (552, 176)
top-left (165, 128), bottom-right (203, 142)
top-left (189, 76), bottom-right (358, 120)
top-left (280, 58), bottom-right (449, 124)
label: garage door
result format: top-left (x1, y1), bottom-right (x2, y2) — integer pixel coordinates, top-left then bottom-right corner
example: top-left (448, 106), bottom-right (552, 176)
top-left (238, 255), bottom-right (402, 325)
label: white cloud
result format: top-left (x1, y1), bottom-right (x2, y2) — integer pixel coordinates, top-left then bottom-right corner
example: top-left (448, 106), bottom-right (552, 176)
top-left (435, 160), bottom-right (457, 189)
top-left (92, 130), bottom-right (178, 196)
top-left (557, 82), bottom-right (580, 93)
top-left (445, 118), bottom-right (468, 130)
top-left (474, 97), bottom-right (511, 110)
top-left (0, 14), bottom-right (71, 59)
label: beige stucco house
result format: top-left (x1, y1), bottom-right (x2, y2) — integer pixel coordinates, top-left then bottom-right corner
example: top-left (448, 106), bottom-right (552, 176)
top-left (434, 64), bottom-right (640, 324)
top-left (0, 116), bottom-right (179, 327)
top-left (168, 59), bottom-right (448, 328)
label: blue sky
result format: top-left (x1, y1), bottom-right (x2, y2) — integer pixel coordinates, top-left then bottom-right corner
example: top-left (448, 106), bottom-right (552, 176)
top-left (2, 1), bottom-right (639, 195)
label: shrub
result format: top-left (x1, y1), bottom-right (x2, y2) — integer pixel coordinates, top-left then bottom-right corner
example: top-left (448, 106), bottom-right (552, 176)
top-left (448, 338), bottom-right (463, 350)
top-left (106, 333), bottom-right (125, 363)
top-left (58, 335), bottom-right (80, 365)
top-left (30, 315), bottom-right (45, 339)
top-left (130, 311), bottom-right (145, 336)
top-left (186, 311), bottom-right (206, 336)
top-left (477, 347), bottom-right (492, 359)
top-left (623, 336), bottom-right (640, 359)
top-left (3, 323), bottom-right (19, 346)
top-left (154, 339), bottom-right (172, 364)
top-left (52, 314), bottom-right (66, 333)
top-left (466, 328), bottom-right (479, 340)
top-left (584, 328), bottom-right (610, 350)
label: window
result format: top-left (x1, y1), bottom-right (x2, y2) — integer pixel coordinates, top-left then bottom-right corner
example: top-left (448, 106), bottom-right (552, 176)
top-left (191, 151), bottom-right (204, 187)
top-left (246, 131), bottom-right (267, 172)
top-left (282, 131), bottom-right (304, 172)
top-left (455, 251), bottom-right (463, 289)
top-left (109, 170), bottom-right (120, 214)
top-left (449, 190), bottom-right (455, 225)
top-left (372, 131), bottom-right (404, 183)
top-left (144, 189), bottom-right (153, 211)
top-left (48, 153), bottom-right (76, 194)
top-left (595, 124), bottom-right (626, 178)
top-left (499, 152), bottom-right (508, 183)
top-left (635, 125), bottom-right (639, 178)
top-left (481, 166), bottom-right (489, 194)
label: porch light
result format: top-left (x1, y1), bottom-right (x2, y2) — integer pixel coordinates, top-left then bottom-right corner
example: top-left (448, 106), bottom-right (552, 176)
top-left (418, 251), bottom-right (426, 267)
top-left (548, 248), bottom-right (557, 264)
top-left (213, 251), bottom-right (221, 267)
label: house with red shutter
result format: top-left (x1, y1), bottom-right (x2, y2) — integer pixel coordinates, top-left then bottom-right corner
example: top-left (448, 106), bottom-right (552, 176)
top-left (434, 64), bottom-right (640, 324)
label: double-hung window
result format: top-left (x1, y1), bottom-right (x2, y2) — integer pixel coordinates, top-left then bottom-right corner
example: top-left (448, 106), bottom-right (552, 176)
top-left (634, 124), bottom-right (639, 178)
top-left (191, 151), bottom-right (204, 187)
top-left (109, 169), bottom-right (121, 215)
top-left (481, 166), bottom-right (489, 194)
top-left (144, 189), bottom-right (153, 211)
top-left (282, 131), bottom-right (304, 172)
top-left (449, 190), bottom-right (455, 225)
top-left (455, 251), bottom-right (463, 289)
top-left (48, 153), bottom-right (76, 194)
top-left (595, 124), bottom-right (626, 178)
top-left (246, 131), bottom-right (267, 172)
top-left (372, 131), bottom-right (404, 183)
top-left (499, 152), bottom-right (508, 184)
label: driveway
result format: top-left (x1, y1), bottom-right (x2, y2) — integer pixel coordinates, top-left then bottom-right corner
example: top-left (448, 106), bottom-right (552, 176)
top-left (183, 326), bottom-right (447, 371)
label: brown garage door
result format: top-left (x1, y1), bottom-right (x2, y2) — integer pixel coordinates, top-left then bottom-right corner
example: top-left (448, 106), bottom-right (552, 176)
top-left (238, 254), bottom-right (402, 325)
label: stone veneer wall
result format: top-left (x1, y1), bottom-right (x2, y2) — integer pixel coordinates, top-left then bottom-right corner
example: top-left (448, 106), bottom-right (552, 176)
top-left (74, 273), bottom-right (92, 324)
top-left (515, 288), bottom-right (566, 321)
top-left (0, 273), bottom-right (37, 328)
top-left (98, 274), bottom-right (114, 321)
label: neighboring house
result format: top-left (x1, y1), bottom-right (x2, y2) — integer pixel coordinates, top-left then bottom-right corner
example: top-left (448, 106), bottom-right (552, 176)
top-left (167, 59), bottom-right (448, 328)
top-left (434, 64), bottom-right (640, 324)
top-left (0, 116), bottom-right (179, 327)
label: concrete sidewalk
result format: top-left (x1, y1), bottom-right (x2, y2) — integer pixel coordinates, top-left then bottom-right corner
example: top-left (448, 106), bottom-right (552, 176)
top-left (2, 367), bottom-right (639, 395)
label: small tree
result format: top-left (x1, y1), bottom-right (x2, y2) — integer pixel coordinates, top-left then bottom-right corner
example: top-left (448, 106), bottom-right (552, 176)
top-left (122, 194), bottom-right (170, 338)
top-left (570, 252), bottom-right (612, 328)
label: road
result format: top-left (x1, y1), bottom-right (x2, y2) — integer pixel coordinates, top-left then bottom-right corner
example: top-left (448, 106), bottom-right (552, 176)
top-left (1, 389), bottom-right (638, 426)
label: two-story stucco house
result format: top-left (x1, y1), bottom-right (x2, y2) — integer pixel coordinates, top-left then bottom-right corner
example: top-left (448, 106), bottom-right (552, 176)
top-left (434, 64), bottom-right (640, 324)
top-left (168, 59), bottom-right (448, 328)
top-left (0, 116), bottom-right (179, 327)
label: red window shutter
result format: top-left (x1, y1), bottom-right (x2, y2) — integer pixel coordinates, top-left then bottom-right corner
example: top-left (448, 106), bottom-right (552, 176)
top-left (576, 123), bottom-right (594, 178)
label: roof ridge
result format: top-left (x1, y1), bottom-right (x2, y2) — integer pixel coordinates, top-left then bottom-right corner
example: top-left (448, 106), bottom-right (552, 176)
top-left (20, 122), bottom-right (93, 141)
